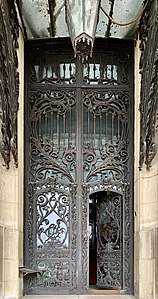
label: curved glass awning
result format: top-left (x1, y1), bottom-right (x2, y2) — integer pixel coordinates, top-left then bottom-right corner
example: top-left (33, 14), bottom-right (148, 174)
top-left (16, 0), bottom-right (144, 40)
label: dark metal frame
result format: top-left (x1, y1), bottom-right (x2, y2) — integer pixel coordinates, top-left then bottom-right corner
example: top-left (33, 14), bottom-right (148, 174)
top-left (24, 38), bottom-right (134, 295)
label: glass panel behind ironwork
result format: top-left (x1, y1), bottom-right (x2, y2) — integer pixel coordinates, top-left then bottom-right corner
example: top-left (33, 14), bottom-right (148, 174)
top-left (30, 89), bottom-right (76, 182)
top-left (25, 86), bottom-right (77, 292)
top-left (36, 191), bottom-right (69, 249)
top-left (97, 191), bottom-right (122, 289)
top-left (25, 40), bottom-right (134, 295)
top-left (35, 183), bottom-right (70, 288)
top-left (29, 48), bottom-right (76, 84)
top-left (83, 90), bottom-right (129, 182)
top-left (83, 53), bottom-right (129, 85)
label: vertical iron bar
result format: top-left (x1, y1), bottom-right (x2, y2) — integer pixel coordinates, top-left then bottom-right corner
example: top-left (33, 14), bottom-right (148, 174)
top-left (93, 114), bottom-right (96, 148)
top-left (88, 63), bottom-right (90, 80)
top-left (57, 113), bottom-right (60, 148)
top-left (69, 63), bottom-right (72, 77)
top-left (63, 64), bottom-right (66, 79)
top-left (112, 112), bottom-right (114, 144)
top-left (93, 62), bottom-right (96, 79)
top-left (88, 108), bottom-right (90, 146)
top-left (99, 114), bottom-right (102, 150)
top-left (45, 112), bottom-right (47, 139)
top-left (111, 60), bottom-right (114, 79)
top-left (100, 55), bottom-right (102, 81)
top-left (63, 114), bottom-right (66, 147)
top-left (39, 114), bottom-right (42, 138)
top-left (47, 111), bottom-right (50, 139)
top-left (118, 116), bottom-right (120, 140)
top-left (106, 111), bottom-right (108, 142)
top-left (76, 86), bottom-right (83, 292)
top-left (69, 106), bottom-right (71, 147)
top-left (51, 110), bottom-right (53, 141)
top-left (105, 58), bottom-right (107, 79)
top-left (76, 57), bottom-right (87, 293)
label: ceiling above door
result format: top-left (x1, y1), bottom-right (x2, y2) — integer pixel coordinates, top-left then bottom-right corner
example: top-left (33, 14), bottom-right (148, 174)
top-left (16, 0), bottom-right (144, 40)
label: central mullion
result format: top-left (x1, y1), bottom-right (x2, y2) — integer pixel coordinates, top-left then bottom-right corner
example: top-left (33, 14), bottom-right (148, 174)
top-left (76, 59), bottom-right (84, 292)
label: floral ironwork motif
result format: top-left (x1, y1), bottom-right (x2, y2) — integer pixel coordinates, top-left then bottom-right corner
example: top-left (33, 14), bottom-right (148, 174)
top-left (36, 190), bottom-right (69, 249)
top-left (0, 0), bottom-right (19, 168)
top-left (83, 90), bottom-right (130, 183)
top-left (97, 194), bottom-right (121, 288)
top-left (25, 59), bottom-right (78, 292)
top-left (29, 89), bottom-right (76, 183)
top-left (139, 0), bottom-right (158, 170)
top-left (25, 41), bottom-right (133, 294)
top-left (25, 178), bottom-right (77, 292)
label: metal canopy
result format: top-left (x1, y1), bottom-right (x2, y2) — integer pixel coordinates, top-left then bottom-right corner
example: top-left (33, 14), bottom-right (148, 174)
top-left (16, 0), bottom-right (144, 40)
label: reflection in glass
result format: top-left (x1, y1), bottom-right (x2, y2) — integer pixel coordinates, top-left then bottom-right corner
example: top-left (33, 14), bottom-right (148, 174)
top-left (30, 50), bottom-right (76, 84)
top-left (83, 92), bottom-right (125, 149)
top-left (83, 56), bottom-right (118, 85)
top-left (36, 191), bottom-right (69, 250)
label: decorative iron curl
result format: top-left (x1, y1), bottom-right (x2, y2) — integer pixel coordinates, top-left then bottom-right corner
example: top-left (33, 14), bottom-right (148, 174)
top-left (0, 0), bottom-right (19, 168)
top-left (139, 0), bottom-right (158, 170)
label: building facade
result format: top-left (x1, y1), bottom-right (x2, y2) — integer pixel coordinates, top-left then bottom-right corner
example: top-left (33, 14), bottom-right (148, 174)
top-left (0, 0), bottom-right (158, 298)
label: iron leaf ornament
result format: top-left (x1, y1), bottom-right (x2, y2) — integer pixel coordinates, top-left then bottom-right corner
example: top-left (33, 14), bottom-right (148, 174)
top-left (0, 0), bottom-right (19, 169)
top-left (139, 0), bottom-right (158, 170)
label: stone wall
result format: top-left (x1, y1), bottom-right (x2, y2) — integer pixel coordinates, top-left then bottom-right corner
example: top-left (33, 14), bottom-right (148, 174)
top-left (0, 26), bottom-right (157, 299)
top-left (134, 38), bottom-right (158, 299)
top-left (0, 29), bottom-right (24, 299)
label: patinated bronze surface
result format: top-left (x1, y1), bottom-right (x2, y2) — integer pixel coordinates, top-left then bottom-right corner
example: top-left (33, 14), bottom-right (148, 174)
top-left (24, 39), bottom-right (134, 295)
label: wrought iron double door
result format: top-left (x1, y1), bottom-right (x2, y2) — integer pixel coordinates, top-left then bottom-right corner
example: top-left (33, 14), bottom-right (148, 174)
top-left (24, 39), bottom-right (134, 295)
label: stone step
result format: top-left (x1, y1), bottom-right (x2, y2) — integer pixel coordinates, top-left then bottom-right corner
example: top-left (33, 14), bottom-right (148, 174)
top-left (22, 295), bottom-right (137, 299)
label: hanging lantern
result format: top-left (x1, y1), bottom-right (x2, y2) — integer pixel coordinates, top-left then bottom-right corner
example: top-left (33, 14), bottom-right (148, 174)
top-left (65, 0), bottom-right (100, 61)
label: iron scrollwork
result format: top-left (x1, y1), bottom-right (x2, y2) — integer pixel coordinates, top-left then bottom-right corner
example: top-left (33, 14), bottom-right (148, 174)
top-left (83, 90), bottom-right (130, 183)
top-left (139, 0), bottom-right (158, 170)
top-left (26, 86), bottom-right (78, 291)
top-left (29, 89), bottom-right (76, 182)
top-left (0, 0), bottom-right (19, 169)
top-left (81, 49), bottom-right (133, 291)
top-left (25, 178), bottom-right (77, 292)
top-left (25, 42), bottom-right (133, 294)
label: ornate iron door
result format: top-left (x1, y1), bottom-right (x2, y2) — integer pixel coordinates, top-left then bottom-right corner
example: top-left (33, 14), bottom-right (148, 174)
top-left (97, 192), bottom-right (122, 289)
top-left (24, 39), bottom-right (134, 295)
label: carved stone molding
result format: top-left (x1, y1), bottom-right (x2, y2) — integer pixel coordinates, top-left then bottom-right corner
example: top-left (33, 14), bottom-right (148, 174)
top-left (139, 0), bottom-right (158, 170)
top-left (0, 0), bottom-right (19, 168)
